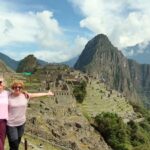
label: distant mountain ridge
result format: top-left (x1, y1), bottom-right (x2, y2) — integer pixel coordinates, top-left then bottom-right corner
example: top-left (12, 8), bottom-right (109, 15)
top-left (0, 52), bottom-right (19, 70)
top-left (61, 55), bottom-right (79, 67)
top-left (0, 52), bottom-right (48, 71)
top-left (123, 41), bottom-right (150, 64)
top-left (0, 51), bottom-right (79, 69)
top-left (0, 59), bottom-right (14, 73)
top-left (75, 34), bottom-right (150, 107)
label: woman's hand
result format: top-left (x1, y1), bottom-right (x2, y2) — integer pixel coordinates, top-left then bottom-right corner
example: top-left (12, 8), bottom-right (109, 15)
top-left (48, 90), bottom-right (54, 96)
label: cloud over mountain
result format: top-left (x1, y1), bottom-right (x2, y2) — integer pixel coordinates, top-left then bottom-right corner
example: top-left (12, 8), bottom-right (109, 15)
top-left (70, 0), bottom-right (150, 48)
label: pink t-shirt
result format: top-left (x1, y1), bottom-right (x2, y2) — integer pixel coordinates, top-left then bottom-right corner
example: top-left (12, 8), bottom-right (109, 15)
top-left (0, 90), bottom-right (9, 120)
top-left (7, 93), bottom-right (29, 126)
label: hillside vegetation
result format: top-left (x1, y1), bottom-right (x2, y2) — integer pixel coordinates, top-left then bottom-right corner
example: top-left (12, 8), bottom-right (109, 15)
top-left (80, 79), bottom-right (136, 121)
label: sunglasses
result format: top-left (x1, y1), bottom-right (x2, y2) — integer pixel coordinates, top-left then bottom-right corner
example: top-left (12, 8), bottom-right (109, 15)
top-left (13, 86), bottom-right (23, 90)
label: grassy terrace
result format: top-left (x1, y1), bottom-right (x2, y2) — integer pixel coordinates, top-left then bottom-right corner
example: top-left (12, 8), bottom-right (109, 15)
top-left (80, 79), bottom-right (136, 120)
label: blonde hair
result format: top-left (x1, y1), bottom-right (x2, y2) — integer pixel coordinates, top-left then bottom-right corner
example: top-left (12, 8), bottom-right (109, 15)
top-left (11, 80), bottom-right (24, 89)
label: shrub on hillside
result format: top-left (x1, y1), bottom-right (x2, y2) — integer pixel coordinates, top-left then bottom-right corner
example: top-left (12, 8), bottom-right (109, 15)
top-left (127, 120), bottom-right (150, 148)
top-left (73, 80), bottom-right (87, 103)
top-left (94, 112), bottom-right (130, 150)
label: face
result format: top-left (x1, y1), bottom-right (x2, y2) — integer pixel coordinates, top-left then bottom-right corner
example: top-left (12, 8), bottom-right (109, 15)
top-left (12, 84), bottom-right (23, 95)
top-left (0, 80), bottom-right (4, 91)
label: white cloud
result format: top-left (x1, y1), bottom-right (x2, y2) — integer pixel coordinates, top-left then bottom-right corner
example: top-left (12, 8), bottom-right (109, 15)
top-left (73, 35), bottom-right (88, 55)
top-left (70, 0), bottom-right (150, 48)
top-left (123, 49), bottom-right (134, 57)
top-left (0, 10), bottom-right (64, 49)
top-left (31, 50), bottom-right (69, 63)
top-left (122, 40), bottom-right (150, 57)
top-left (133, 42), bottom-right (149, 54)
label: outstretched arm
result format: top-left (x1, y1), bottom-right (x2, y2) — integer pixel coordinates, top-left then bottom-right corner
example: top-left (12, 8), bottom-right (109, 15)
top-left (28, 90), bottom-right (54, 99)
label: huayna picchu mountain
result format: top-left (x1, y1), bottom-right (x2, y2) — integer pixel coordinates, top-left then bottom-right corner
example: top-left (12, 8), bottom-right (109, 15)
top-left (74, 34), bottom-right (150, 107)
top-left (75, 34), bottom-right (138, 103)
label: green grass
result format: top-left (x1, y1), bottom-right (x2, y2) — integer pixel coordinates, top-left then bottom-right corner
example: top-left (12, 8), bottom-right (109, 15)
top-left (80, 79), bottom-right (136, 120)
top-left (23, 134), bottom-right (60, 150)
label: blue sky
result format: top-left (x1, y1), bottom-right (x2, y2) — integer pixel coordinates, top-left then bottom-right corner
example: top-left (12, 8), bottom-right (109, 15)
top-left (0, 0), bottom-right (150, 62)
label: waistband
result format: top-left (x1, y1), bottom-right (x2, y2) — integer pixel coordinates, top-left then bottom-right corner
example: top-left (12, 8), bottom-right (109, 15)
top-left (0, 119), bottom-right (6, 122)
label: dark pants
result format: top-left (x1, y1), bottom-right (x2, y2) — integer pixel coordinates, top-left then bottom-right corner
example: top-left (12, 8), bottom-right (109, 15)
top-left (6, 124), bottom-right (25, 150)
top-left (0, 120), bottom-right (6, 150)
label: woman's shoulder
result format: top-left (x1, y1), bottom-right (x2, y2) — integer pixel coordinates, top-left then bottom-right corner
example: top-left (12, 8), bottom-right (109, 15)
top-left (8, 93), bottom-right (27, 99)
top-left (3, 90), bottom-right (10, 95)
top-left (0, 90), bottom-right (9, 97)
top-left (19, 93), bottom-right (30, 101)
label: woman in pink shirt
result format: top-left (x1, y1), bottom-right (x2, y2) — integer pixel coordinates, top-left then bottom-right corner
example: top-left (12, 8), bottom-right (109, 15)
top-left (0, 77), bottom-right (9, 150)
top-left (6, 80), bottom-right (54, 150)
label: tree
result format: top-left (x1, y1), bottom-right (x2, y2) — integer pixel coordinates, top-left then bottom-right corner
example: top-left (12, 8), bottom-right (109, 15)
top-left (73, 80), bottom-right (87, 103)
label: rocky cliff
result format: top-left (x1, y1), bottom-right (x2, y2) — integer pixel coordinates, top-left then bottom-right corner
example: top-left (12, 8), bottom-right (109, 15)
top-left (74, 34), bottom-right (138, 103)
top-left (128, 59), bottom-right (150, 107)
top-left (74, 34), bottom-right (150, 106)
